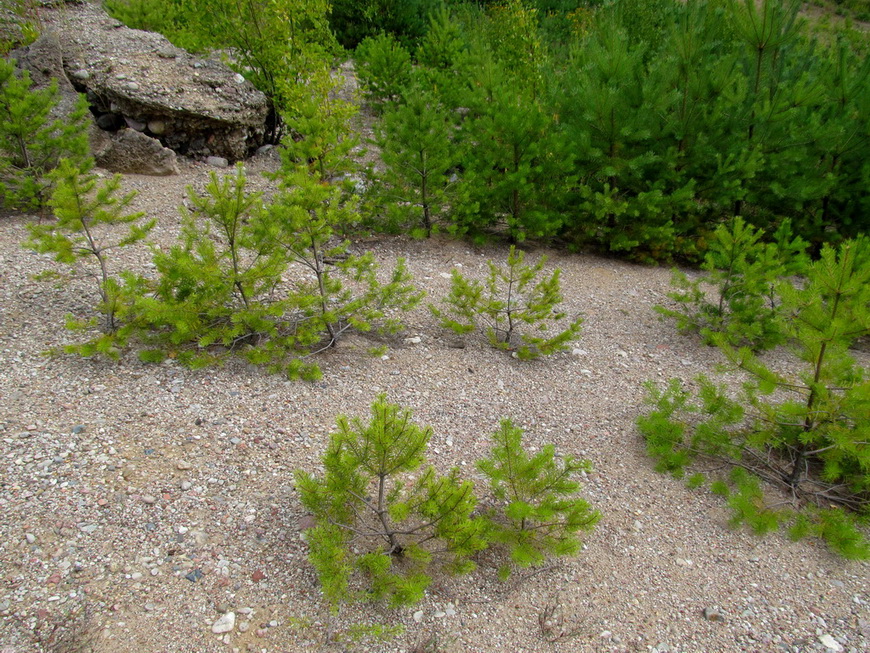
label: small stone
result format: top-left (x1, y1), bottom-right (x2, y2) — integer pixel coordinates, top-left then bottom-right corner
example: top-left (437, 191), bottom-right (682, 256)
top-left (72, 425), bottom-right (86, 434)
top-left (176, 460), bottom-right (192, 470)
top-left (238, 621), bottom-right (250, 633)
top-left (703, 607), bottom-right (725, 622)
top-left (125, 82), bottom-right (140, 91)
top-left (433, 610), bottom-right (446, 618)
top-left (233, 73), bottom-right (245, 84)
top-left (206, 156), bottom-right (229, 168)
top-left (25, 533), bottom-right (36, 544)
top-left (148, 120), bottom-right (166, 135)
top-left (185, 569), bottom-right (203, 582)
top-left (130, 572), bottom-right (143, 581)
top-left (211, 612), bottom-right (236, 634)
top-left (251, 570), bottom-right (265, 583)
top-left (71, 69), bottom-right (90, 81)
top-left (819, 634), bottom-right (844, 652)
top-left (404, 336), bottom-right (422, 345)
top-left (181, 481), bottom-right (192, 491)
top-left (142, 495), bottom-right (157, 505)
top-left (413, 610), bottom-right (424, 623)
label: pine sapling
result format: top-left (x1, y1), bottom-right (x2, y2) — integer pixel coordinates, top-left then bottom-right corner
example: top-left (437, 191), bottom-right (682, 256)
top-left (25, 158), bottom-right (153, 357)
top-left (656, 217), bottom-right (808, 350)
top-left (639, 237), bottom-right (870, 559)
top-left (295, 395), bottom-right (488, 608)
top-left (478, 419), bottom-right (600, 579)
top-left (431, 246), bottom-right (582, 359)
top-left (136, 164), bottom-right (286, 368)
top-left (0, 58), bottom-right (89, 211)
top-left (256, 167), bottom-right (423, 378)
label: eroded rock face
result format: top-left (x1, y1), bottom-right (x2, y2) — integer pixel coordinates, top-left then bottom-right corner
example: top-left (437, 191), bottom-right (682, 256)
top-left (45, 2), bottom-right (269, 161)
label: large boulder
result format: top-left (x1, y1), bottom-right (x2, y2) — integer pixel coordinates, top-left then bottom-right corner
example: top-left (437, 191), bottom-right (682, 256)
top-left (42, 1), bottom-right (270, 161)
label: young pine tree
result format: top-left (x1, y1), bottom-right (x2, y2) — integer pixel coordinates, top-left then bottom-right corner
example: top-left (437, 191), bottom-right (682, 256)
top-left (295, 395), bottom-right (488, 608)
top-left (431, 246), bottom-right (582, 360)
top-left (25, 158), bottom-right (154, 357)
top-left (0, 58), bottom-right (89, 211)
top-left (478, 419), bottom-right (600, 580)
top-left (656, 217), bottom-right (809, 350)
top-left (258, 167), bottom-right (423, 376)
top-left (639, 237), bottom-right (870, 559)
top-left (136, 164), bottom-right (286, 368)
top-left (372, 80), bottom-right (459, 237)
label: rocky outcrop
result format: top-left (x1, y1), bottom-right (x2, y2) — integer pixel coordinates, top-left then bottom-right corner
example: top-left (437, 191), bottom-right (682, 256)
top-left (21, 1), bottom-right (270, 167)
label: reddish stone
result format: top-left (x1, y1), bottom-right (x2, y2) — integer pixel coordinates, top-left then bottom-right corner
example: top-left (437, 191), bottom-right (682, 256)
top-left (251, 569), bottom-right (265, 583)
top-left (46, 574), bottom-right (62, 585)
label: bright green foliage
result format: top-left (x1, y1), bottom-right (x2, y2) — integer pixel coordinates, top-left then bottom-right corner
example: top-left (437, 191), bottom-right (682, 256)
top-left (656, 217), bottom-right (809, 350)
top-left (477, 419), bottom-right (600, 579)
top-left (277, 67), bottom-right (360, 186)
top-left (295, 395), bottom-right (488, 608)
top-left (257, 168), bottom-right (424, 364)
top-left (25, 158), bottom-right (153, 356)
top-left (134, 164), bottom-right (288, 369)
top-left (354, 33), bottom-right (413, 108)
top-left (0, 58), bottom-right (89, 211)
top-left (638, 237), bottom-right (870, 559)
top-left (371, 82), bottom-right (459, 237)
top-left (431, 246), bottom-right (582, 359)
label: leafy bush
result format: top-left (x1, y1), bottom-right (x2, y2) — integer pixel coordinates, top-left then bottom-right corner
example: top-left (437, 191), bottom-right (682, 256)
top-left (639, 237), bottom-right (870, 559)
top-left (371, 81), bottom-right (459, 237)
top-left (25, 158), bottom-right (154, 356)
top-left (432, 246), bottom-right (582, 359)
top-left (0, 58), bottom-right (89, 211)
top-left (354, 32), bottom-right (413, 109)
top-left (478, 419), bottom-right (600, 579)
top-left (296, 395), bottom-right (488, 607)
top-left (656, 217), bottom-right (809, 350)
top-left (297, 396), bottom-right (600, 607)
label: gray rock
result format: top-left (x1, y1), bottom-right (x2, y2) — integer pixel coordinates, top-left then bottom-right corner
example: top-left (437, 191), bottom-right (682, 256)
top-left (211, 612), bottom-right (235, 634)
top-left (92, 128), bottom-right (178, 176)
top-left (206, 156), bottom-right (229, 168)
top-left (703, 607), bottom-right (725, 622)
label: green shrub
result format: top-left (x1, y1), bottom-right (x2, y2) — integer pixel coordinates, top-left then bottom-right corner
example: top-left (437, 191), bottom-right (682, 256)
top-left (25, 158), bottom-right (154, 356)
top-left (295, 395), bottom-right (488, 608)
top-left (478, 419), bottom-right (600, 580)
top-left (656, 217), bottom-right (809, 350)
top-left (0, 58), bottom-right (89, 211)
top-left (354, 32), bottom-right (413, 109)
top-left (431, 246), bottom-right (582, 359)
top-left (639, 237), bottom-right (870, 559)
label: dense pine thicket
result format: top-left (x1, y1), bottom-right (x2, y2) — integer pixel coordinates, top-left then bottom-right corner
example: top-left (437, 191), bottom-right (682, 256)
top-left (358, 0), bottom-right (870, 261)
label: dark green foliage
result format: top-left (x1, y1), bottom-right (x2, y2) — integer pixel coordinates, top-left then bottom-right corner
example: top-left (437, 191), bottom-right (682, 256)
top-left (330, 0), bottom-right (433, 50)
top-left (295, 395), bottom-right (488, 608)
top-left (478, 419), bottom-right (600, 579)
top-left (656, 217), bottom-right (809, 350)
top-left (371, 81), bottom-right (459, 237)
top-left (639, 237), bottom-right (870, 558)
top-left (0, 58), bottom-right (89, 211)
top-left (354, 33), bottom-right (413, 108)
top-left (432, 246), bottom-right (582, 359)
top-left (25, 158), bottom-right (153, 356)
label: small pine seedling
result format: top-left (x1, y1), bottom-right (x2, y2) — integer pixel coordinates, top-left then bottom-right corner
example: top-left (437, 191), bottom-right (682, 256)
top-left (478, 419), bottom-right (600, 579)
top-left (432, 245), bottom-right (582, 359)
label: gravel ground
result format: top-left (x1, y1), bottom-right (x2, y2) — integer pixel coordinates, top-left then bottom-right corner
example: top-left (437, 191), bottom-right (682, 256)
top-left (2, 4), bottom-right (868, 652)
top-left (1, 154), bottom-right (868, 653)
